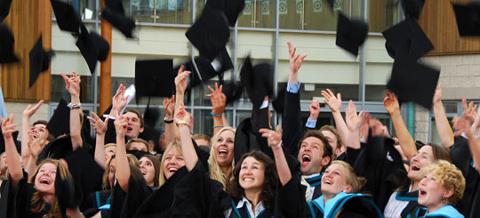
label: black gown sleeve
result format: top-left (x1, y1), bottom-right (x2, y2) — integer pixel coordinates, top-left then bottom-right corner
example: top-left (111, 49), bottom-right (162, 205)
top-left (353, 132), bottom-right (408, 211)
top-left (281, 89), bottom-right (303, 156)
top-left (276, 173), bottom-right (306, 218)
top-left (110, 175), bottom-right (152, 218)
top-left (10, 178), bottom-right (36, 218)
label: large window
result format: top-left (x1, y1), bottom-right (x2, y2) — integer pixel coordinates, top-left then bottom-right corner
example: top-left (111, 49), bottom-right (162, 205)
top-left (238, 0), bottom-right (276, 28)
top-left (127, 0), bottom-right (192, 24)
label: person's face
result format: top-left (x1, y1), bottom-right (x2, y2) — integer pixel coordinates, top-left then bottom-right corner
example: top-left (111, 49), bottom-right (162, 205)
top-left (408, 146), bottom-right (435, 181)
top-left (321, 130), bottom-right (338, 152)
top-left (108, 160), bottom-right (116, 187)
top-left (298, 136), bottom-right (328, 175)
top-left (239, 156), bottom-right (265, 192)
top-left (124, 112), bottom-right (144, 138)
top-left (139, 157), bottom-right (156, 187)
top-left (213, 131), bottom-right (235, 167)
top-left (31, 123), bottom-right (49, 142)
top-left (163, 148), bottom-right (185, 180)
top-left (34, 163), bottom-right (56, 194)
top-left (129, 141), bottom-right (148, 152)
top-left (418, 172), bottom-right (452, 209)
top-left (104, 146), bottom-right (115, 163)
top-left (321, 163), bottom-right (352, 196)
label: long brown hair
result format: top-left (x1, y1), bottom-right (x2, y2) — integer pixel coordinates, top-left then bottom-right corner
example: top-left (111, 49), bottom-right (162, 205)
top-left (141, 154), bottom-right (160, 187)
top-left (228, 151), bottom-right (278, 212)
top-left (30, 159), bottom-right (71, 217)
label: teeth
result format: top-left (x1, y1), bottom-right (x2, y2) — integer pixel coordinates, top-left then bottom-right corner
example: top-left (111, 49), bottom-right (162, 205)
top-left (243, 178), bottom-right (254, 182)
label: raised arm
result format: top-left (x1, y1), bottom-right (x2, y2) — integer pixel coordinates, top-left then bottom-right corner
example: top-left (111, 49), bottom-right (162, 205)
top-left (174, 104), bottom-right (198, 171)
top-left (114, 113), bottom-right (130, 191)
top-left (2, 114), bottom-right (23, 187)
top-left (21, 100), bottom-right (44, 163)
top-left (322, 89), bottom-right (350, 146)
top-left (344, 100), bottom-right (362, 149)
top-left (61, 73), bottom-right (83, 150)
top-left (208, 83), bottom-right (227, 135)
top-left (305, 98), bottom-right (320, 129)
top-left (88, 112), bottom-right (109, 168)
top-left (462, 117), bottom-right (480, 173)
top-left (432, 87), bottom-right (454, 149)
top-left (259, 128), bottom-right (291, 186)
top-left (282, 42), bottom-right (306, 154)
top-left (174, 65), bottom-right (189, 114)
top-left (384, 91), bottom-right (417, 159)
top-left (24, 135), bottom-right (47, 177)
top-left (162, 96), bottom-right (176, 145)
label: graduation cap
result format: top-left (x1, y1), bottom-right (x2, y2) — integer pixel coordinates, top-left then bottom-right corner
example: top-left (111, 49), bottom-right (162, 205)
top-left (222, 80), bottom-right (243, 105)
top-left (127, 149), bottom-right (150, 160)
top-left (240, 56), bottom-right (274, 108)
top-left (206, 0), bottom-right (245, 27)
top-left (135, 59), bottom-right (175, 100)
top-left (183, 50), bottom-right (234, 90)
top-left (29, 36), bottom-right (55, 87)
top-left (139, 99), bottom-right (162, 146)
top-left (47, 99), bottom-right (70, 139)
top-left (101, 7), bottom-right (136, 39)
top-left (75, 26), bottom-right (110, 74)
top-left (37, 136), bottom-right (73, 161)
top-left (0, 24), bottom-right (19, 64)
top-left (401, 0), bottom-right (425, 20)
top-left (452, 2), bottom-right (480, 36)
top-left (382, 18), bottom-right (433, 59)
top-left (51, 0), bottom-right (83, 34)
top-left (0, 0), bottom-right (12, 23)
top-left (186, 6), bottom-right (230, 61)
top-left (386, 57), bottom-right (440, 109)
top-left (105, 0), bottom-right (126, 15)
top-left (335, 13), bottom-right (368, 56)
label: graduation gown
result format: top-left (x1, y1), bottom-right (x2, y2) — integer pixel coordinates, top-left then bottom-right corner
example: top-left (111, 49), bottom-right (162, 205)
top-left (110, 175), bottom-right (153, 218)
top-left (0, 180), bottom-right (12, 218)
top-left (82, 189), bottom-right (111, 218)
top-left (8, 178), bottom-right (55, 218)
top-left (307, 192), bottom-right (383, 218)
top-left (353, 132), bottom-right (408, 211)
top-left (417, 205), bottom-right (464, 218)
top-left (385, 188), bottom-right (423, 218)
top-left (449, 136), bottom-right (480, 218)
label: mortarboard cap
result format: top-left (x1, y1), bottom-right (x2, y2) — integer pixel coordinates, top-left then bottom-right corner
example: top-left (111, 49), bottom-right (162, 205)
top-left (37, 136), bottom-right (73, 161)
top-left (401, 0), bottom-right (425, 20)
top-left (101, 7), bottom-right (136, 39)
top-left (185, 50), bottom-right (233, 89)
top-left (240, 56), bottom-right (274, 108)
top-left (452, 2), bottom-right (480, 36)
top-left (222, 80), bottom-right (243, 105)
top-left (0, 24), bottom-right (19, 64)
top-left (382, 18), bottom-right (433, 59)
top-left (75, 26), bottom-right (110, 74)
top-left (251, 107), bottom-right (270, 134)
top-left (51, 0), bottom-right (83, 34)
top-left (135, 59), bottom-right (175, 99)
top-left (0, 0), bottom-right (12, 23)
top-left (140, 101), bottom-right (162, 147)
top-left (47, 99), bottom-right (70, 138)
top-left (29, 36), bottom-right (55, 87)
top-left (105, 0), bottom-right (125, 15)
top-left (186, 6), bottom-right (230, 61)
top-left (335, 13), bottom-right (368, 56)
top-left (206, 0), bottom-right (245, 27)
top-left (386, 56), bottom-right (440, 109)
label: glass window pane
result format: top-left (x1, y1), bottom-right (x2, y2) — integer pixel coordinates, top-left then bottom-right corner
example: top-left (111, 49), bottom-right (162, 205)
top-left (368, 0), bottom-right (401, 32)
top-left (238, 0), bottom-right (276, 28)
top-left (128, 0), bottom-right (192, 24)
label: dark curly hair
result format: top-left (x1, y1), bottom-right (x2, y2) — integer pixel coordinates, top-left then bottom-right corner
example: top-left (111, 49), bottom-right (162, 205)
top-left (227, 151), bottom-right (278, 212)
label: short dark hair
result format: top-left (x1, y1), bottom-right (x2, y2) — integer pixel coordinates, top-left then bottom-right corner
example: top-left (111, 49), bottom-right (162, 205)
top-left (125, 109), bottom-right (144, 128)
top-left (299, 130), bottom-right (333, 159)
top-left (32, 120), bottom-right (54, 142)
top-left (425, 143), bottom-right (451, 162)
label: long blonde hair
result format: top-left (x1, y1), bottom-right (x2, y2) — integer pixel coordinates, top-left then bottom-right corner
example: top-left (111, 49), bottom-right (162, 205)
top-left (158, 142), bottom-right (183, 187)
top-left (208, 127), bottom-right (236, 189)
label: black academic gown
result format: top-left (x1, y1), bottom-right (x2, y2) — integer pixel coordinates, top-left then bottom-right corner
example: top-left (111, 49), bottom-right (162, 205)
top-left (0, 180), bottom-right (12, 218)
top-left (307, 192), bottom-right (383, 218)
top-left (8, 178), bottom-right (59, 218)
top-left (110, 175), bottom-right (153, 218)
top-left (353, 132), bottom-right (408, 211)
top-left (450, 136), bottom-right (480, 218)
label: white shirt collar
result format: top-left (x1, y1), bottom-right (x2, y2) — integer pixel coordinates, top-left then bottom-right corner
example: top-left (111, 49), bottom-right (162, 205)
top-left (237, 197), bottom-right (265, 218)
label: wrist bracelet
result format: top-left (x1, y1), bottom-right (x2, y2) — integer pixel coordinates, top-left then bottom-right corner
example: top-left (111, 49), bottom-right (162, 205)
top-left (67, 103), bottom-right (81, 109)
top-left (211, 112), bottom-right (222, 117)
top-left (164, 117), bottom-right (174, 124)
top-left (176, 120), bottom-right (190, 127)
top-left (214, 125), bottom-right (224, 129)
